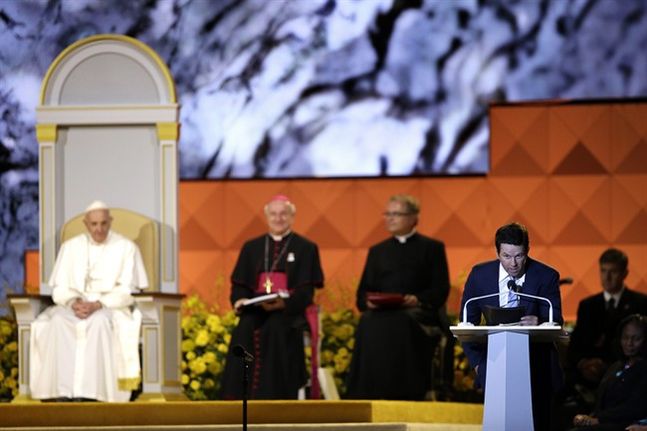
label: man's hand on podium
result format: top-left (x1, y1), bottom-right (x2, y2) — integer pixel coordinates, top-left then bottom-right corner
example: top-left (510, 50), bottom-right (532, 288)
top-left (519, 315), bottom-right (538, 326)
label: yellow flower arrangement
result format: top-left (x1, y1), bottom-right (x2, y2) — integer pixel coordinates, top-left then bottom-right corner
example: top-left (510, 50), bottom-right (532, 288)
top-left (446, 313), bottom-right (480, 400)
top-left (452, 342), bottom-right (476, 392)
top-left (0, 317), bottom-right (18, 401)
top-left (179, 295), bottom-right (362, 399)
top-left (319, 309), bottom-right (358, 395)
top-left (176, 295), bottom-right (484, 400)
top-left (180, 295), bottom-right (239, 400)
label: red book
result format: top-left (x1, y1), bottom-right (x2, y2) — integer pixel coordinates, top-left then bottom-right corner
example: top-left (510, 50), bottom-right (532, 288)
top-left (365, 291), bottom-right (405, 307)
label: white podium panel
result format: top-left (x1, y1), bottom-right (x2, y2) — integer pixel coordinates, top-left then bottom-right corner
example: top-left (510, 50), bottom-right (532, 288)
top-left (451, 325), bottom-right (563, 431)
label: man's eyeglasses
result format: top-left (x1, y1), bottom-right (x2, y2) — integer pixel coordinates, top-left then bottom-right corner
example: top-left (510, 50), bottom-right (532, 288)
top-left (383, 211), bottom-right (413, 218)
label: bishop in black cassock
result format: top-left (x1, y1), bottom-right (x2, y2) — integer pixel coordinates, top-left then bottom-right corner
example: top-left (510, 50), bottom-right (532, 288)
top-left (346, 194), bottom-right (450, 400)
top-left (220, 196), bottom-right (324, 399)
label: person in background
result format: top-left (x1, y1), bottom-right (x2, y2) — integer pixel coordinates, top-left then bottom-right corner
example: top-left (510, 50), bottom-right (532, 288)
top-left (567, 249), bottom-right (647, 408)
top-left (346, 194), bottom-right (451, 400)
top-left (459, 222), bottom-right (563, 431)
top-left (30, 200), bottom-right (147, 402)
top-left (570, 314), bottom-right (647, 431)
top-left (220, 195), bottom-right (324, 399)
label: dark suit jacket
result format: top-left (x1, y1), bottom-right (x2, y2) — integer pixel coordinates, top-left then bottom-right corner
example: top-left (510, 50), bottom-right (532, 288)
top-left (568, 288), bottom-right (647, 369)
top-left (593, 359), bottom-right (647, 426)
top-left (459, 258), bottom-right (564, 390)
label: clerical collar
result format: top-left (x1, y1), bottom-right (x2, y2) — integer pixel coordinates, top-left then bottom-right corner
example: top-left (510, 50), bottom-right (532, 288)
top-left (394, 229), bottom-right (416, 244)
top-left (603, 287), bottom-right (624, 305)
top-left (269, 231), bottom-right (291, 242)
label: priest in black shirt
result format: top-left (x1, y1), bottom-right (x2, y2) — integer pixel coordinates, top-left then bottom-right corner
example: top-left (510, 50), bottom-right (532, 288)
top-left (346, 194), bottom-right (450, 400)
top-left (220, 195), bottom-right (324, 399)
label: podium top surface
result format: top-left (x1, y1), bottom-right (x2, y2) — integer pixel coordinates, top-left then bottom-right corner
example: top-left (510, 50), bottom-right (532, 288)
top-left (450, 325), bottom-right (566, 343)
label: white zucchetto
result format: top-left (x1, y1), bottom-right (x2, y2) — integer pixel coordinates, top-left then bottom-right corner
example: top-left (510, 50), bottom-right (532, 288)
top-left (85, 200), bottom-right (109, 213)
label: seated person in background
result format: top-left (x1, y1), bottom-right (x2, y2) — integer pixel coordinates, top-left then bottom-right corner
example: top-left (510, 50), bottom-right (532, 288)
top-left (220, 195), bottom-right (324, 399)
top-left (459, 222), bottom-right (563, 431)
top-left (570, 314), bottom-right (647, 431)
top-left (346, 194), bottom-right (450, 400)
top-left (30, 201), bottom-right (148, 402)
top-left (567, 249), bottom-right (647, 406)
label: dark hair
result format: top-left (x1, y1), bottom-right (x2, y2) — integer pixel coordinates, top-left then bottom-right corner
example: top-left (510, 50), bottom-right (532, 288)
top-left (599, 248), bottom-right (628, 272)
top-left (616, 314), bottom-right (647, 359)
top-left (495, 222), bottom-right (530, 253)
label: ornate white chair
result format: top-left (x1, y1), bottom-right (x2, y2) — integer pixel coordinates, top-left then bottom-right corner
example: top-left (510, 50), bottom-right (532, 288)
top-left (10, 34), bottom-right (184, 402)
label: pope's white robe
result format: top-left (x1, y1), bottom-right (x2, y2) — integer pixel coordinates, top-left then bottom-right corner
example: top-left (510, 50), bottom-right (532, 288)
top-left (30, 231), bottom-right (148, 402)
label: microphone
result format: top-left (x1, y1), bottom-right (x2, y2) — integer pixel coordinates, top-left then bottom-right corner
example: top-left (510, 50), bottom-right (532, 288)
top-left (506, 280), bottom-right (557, 326)
top-left (507, 279), bottom-right (520, 292)
top-left (232, 344), bottom-right (254, 363)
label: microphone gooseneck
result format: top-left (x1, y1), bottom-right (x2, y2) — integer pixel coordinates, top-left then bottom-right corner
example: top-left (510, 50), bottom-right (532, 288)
top-left (462, 279), bottom-right (557, 326)
top-left (461, 290), bottom-right (509, 325)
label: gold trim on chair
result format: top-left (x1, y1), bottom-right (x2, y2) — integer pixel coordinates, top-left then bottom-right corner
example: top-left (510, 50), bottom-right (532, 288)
top-left (40, 34), bottom-right (176, 104)
top-left (156, 122), bottom-right (179, 141)
top-left (35, 124), bottom-right (57, 142)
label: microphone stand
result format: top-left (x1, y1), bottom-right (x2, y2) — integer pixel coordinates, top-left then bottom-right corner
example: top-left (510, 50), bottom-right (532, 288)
top-left (242, 359), bottom-right (249, 431)
top-left (233, 344), bottom-right (254, 431)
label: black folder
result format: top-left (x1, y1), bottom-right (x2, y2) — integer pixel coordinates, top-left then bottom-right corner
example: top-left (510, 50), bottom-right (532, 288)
top-left (483, 305), bottom-right (526, 325)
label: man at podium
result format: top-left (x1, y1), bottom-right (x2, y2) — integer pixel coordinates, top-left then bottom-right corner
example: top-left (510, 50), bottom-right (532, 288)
top-left (459, 222), bottom-right (563, 431)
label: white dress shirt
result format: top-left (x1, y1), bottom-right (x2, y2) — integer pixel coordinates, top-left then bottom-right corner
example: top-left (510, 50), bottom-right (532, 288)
top-left (498, 263), bottom-right (526, 307)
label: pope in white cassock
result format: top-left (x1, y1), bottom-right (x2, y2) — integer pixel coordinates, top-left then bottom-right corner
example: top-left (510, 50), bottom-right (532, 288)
top-left (30, 201), bottom-right (148, 402)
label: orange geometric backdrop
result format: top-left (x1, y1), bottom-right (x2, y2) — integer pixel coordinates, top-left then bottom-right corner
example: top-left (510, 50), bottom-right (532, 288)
top-left (178, 100), bottom-right (647, 321)
top-left (23, 100), bottom-right (647, 321)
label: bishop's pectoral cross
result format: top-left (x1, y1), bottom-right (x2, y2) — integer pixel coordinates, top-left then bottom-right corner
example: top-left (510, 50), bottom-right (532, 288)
top-left (264, 276), bottom-right (273, 294)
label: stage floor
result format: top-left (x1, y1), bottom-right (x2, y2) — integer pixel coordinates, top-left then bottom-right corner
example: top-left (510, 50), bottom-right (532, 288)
top-left (0, 400), bottom-right (483, 430)
top-left (0, 426), bottom-right (482, 431)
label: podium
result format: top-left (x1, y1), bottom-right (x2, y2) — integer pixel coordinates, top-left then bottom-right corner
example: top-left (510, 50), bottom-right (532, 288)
top-left (450, 325), bottom-right (563, 431)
